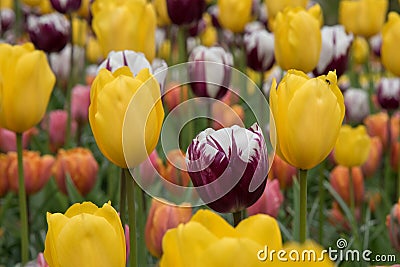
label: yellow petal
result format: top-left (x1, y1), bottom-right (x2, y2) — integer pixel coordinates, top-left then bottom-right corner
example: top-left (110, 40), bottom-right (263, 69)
top-left (44, 213), bottom-right (69, 267)
top-left (64, 201), bottom-right (99, 218)
top-left (190, 210), bottom-right (237, 238)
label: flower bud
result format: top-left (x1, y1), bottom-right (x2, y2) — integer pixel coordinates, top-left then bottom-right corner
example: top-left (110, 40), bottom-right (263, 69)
top-left (351, 36), bottom-right (369, 65)
top-left (244, 29), bottom-right (275, 72)
top-left (217, 0), bottom-right (252, 33)
top-left (247, 179), bottom-right (284, 218)
top-left (344, 88), bottom-right (370, 124)
top-left (27, 13), bottom-right (70, 53)
top-left (212, 103), bottom-right (244, 130)
top-left (377, 78), bottom-right (400, 111)
top-left (41, 110), bottom-right (77, 153)
top-left (52, 148), bottom-right (98, 196)
top-left (50, 0), bottom-right (81, 14)
top-left (188, 46), bottom-right (233, 100)
top-left (362, 137), bottom-right (383, 178)
top-left (139, 150), bottom-right (164, 189)
top-left (387, 199), bottom-right (400, 252)
top-left (71, 84), bottom-right (90, 124)
top-left (7, 151), bottom-right (54, 195)
top-left (166, 0), bottom-right (205, 25)
top-left (270, 154), bottom-right (296, 190)
top-left (364, 112), bottom-right (389, 148)
top-left (145, 199), bottom-right (192, 258)
top-left (163, 149), bottom-right (191, 195)
top-left (0, 154), bottom-right (9, 197)
top-left (0, 127), bottom-right (37, 152)
top-left (186, 124), bottom-right (268, 213)
top-left (162, 82), bottom-right (189, 112)
top-left (314, 25), bottom-right (353, 77)
top-left (330, 165), bottom-right (364, 206)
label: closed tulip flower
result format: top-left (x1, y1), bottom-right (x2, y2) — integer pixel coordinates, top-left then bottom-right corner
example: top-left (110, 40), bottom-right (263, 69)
top-left (0, 154), bottom-right (9, 197)
top-left (377, 78), bottom-right (400, 111)
top-left (160, 209), bottom-right (282, 267)
top-left (274, 5), bottom-right (322, 73)
top-left (387, 199), bottom-right (400, 252)
top-left (314, 25), bottom-right (353, 77)
top-left (27, 13), bottom-right (70, 53)
top-left (264, 0), bottom-right (308, 21)
top-left (21, 0), bottom-right (41, 7)
top-left (139, 150), bottom-right (164, 188)
top-left (334, 125), bottom-right (371, 167)
top-left (7, 151), bottom-right (54, 195)
top-left (344, 88), bottom-right (370, 124)
top-left (44, 201), bottom-right (126, 267)
top-left (270, 70), bottom-right (345, 170)
top-left (244, 29), bottom-right (275, 72)
top-left (212, 103), bottom-right (244, 130)
top-left (188, 45), bottom-right (233, 100)
top-left (186, 124), bottom-right (268, 213)
top-left (339, 0), bottom-right (388, 38)
top-left (330, 165), bottom-right (364, 206)
top-left (92, 0), bottom-right (156, 61)
top-left (153, 0), bottom-right (171, 26)
top-left (269, 154), bottom-right (296, 190)
top-left (0, 127), bottom-right (37, 152)
top-left (89, 67), bottom-right (164, 168)
top-left (52, 148), bottom-right (98, 196)
top-left (362, 137), bottom-right (383, 177)
top-left (71, 84), bottom-right (90, 124)
top-left (0, 43), bottom-right (55, 133)
top-left (166, 0), bottom-right (205, 26)
top-left (382, 12), bottom-right (400, 76)
top-left (247, 179), bottom-right (284, 218)
top-left (50, 0), bottom-right (81, 14)
top-left (145, 199), bottom-right (192, 258)
top-left (364, 112), bottom-right (390, 148)
top-left (86, 35), bottom-right (103, 64)
top-left (0, 8), bottom-right (15, 33)
top-left (217, 0), bottom-right (252, 33)
top-left (351, 36), bottom-right (369, 65)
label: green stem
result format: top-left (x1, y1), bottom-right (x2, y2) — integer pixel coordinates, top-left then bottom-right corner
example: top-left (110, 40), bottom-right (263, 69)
top-left (385, 113), bottom-right (393, 200)
top-left (318, 169), bottom-right (325, 244)
top-left (13, 0), bottom-right (22, 39)
top-left (177, 27), bottom-right (187, 64)
top-left (126, 169), bottom-right (137, 267)
top-left (120, 168), bottom-right (126, 227)
top-left (299, 169), bottom-right (308, 244)
top-left (348, 167), bottom-right (356, 220)
top-left (65, 13), bottom-right (74, 148)
top-left (206, 100), bottom-right (212, 129)
top-left (135, 181), bottom-right (146, 267)
top-left (233, 211), bottom-right (242, 227)
top-left (16, 133), bottom-right (29, 264)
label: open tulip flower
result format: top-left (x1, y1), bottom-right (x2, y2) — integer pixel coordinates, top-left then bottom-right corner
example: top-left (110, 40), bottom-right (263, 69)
top-left (186, 124), bottom-right (268, 213)
top-left (382, 12), bottom-right (400, 77)
top-left (44, 201), bottom-right (126, 267)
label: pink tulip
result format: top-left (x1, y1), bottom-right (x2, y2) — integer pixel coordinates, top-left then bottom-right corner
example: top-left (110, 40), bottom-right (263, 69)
top-left (71, 84), bottom-right (90, 124)
top-left (0, 127), bottom-right (38, 152)
top-left (247, 179), bottom-right (284, 218)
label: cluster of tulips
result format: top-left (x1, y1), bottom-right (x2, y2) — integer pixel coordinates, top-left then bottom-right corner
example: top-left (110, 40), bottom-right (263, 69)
top-left (0, 0), bottom-right (400, 266)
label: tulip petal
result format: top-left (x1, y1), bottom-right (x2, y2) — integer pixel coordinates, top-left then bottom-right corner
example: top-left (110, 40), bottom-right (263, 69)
top-left (44, 213), bottom-right (69, 267)
top-left (191, 210), bottom-right (237, 238)
top-left (64, 201), bottom-right (98, 217)
top-left (235, 214), bottom-right (282, 249)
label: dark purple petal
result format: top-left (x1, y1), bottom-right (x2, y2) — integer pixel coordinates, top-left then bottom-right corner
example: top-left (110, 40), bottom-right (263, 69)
top-left (166, 0), bottom-right (205, 25)
top-left (50, 0), bottom-right (82, 14)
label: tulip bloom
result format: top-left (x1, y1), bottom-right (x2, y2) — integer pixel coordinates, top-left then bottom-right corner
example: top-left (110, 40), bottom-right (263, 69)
top-left (344, 88), bottom-right (370, 124)
top-left (339, 0), bottom-right (388, 38)
top-left (50, 0), bottom-right (81, 14)
top-left (334, 125), bottom-right (371, 167)
top-left (269, 154), bottom-right (296, 189)
top-left (364, 112), bottom-right (390, 148)
top-left (244, 29), bottom-right (275, 72)
top-left (0, 43), bottom-right (55, 133)
top-left (92, 0), bottom-right (156, 61)
top-left (314, 25), bottom-right (353, 77)
top-left (264, 0), bottom-right (308, 20)
top-left (382, 12), bottom-right (400, 77)
top-left (89, 67), bottom-right (164, 168)
top-left (145, 199), bottom-right (192, 258)
top-left (0, 8), bottom-right (15, 33)
top-left (71, 84), bottom-right (91, 124)
top-left (52, 148), bottom-right (98, 196)
top-left (351, 36), bottom-right (369, 65)
top-left (7, 151), bottom-right (55, 195)
top-left (330, 165), bottom-right (364, 206)
top-left (160, 209), bottom-right (282, 267)
top-left (188, 45), bottom-right (233, 100)
top-left (387, 199), bottom-right (400, 252)
top-left (274, 5), bottom-right (322, 73)
top-left (247, 179), bottom-right (284, 218)
top-left (44, 201), bottom-right (126, 267)
top-left (0, 155), bottom-right (9, 197)
top-left (166, 0), bottom-right (205, 26)
top-left (362, 137), bottom-right (383, 178)
top-left (217, 0), bottom-right (252, 33)
top-left (153, 0), bottom-right (171, 26)
top-left (139, 150), bottom-right (164, 189)
top-left (0, 128), bottom-right (37, 152)
top-left (270, 70), bottom-right (345, 170)
top-left (186, 124), bottom-right (268, 213)
top-left (376, 78), bottom-right (400, 111)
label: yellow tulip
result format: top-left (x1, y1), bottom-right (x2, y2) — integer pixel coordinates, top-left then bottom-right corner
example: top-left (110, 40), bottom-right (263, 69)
top-left (153, 0), bottom-right (171, 26)
top-left (72, 17), bottom-right (87, 47)
top-left (217, 0), bottom-right (252, 33)
top-left (274, 6), bottom-right (322, 73)
top-left (339, 0), bottom-right (388, 38)
top-left (44, 201), bottom-right (126, 267)
top-left (86, 35), bottom-right (104, 64)
top-left (89, 67), bottom-right (164, 168)
top-left (160, 209), bottom-right (282, 267)
top-left (92, 0), bottom-right (156, 62)
top-left (334, 125), bottom-right (371, 167)
top-left (38, 0), bottom-right (55, 14)
top-left (0, 43), bottom-right (55, 133)
top-left (351, 36), bottom-right (369, 65)
top-left (21, 0), bottom-right (41, 7)
top-left (270, 240), bottom-right (334, 266)
top-left (1, 0), bottom-right (13, 8)
top-left (382, 12), bottom-right (400, 76)
top-left (265, 0), bottom-right (308, 19)
top-left (269, 70), bottom-right (345, 170)
top-left (76, 0), bottom-right (90, 18)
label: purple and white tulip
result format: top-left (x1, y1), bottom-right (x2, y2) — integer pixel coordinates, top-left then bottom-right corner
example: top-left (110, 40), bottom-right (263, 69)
top-left (314, 25), bottom-right (353, 77)
top-left (166, 0), bottom-right (205, 25)
top-left (369, 34), bottom-right (382, 57)
top-left (344, 88), bottom-right (370, 124)
top-left (188, 45), bottom-right (233, 100)
top-left (207, 5), bottom-right (220, 28)
top-left (50, 0), bottom-right (82, 14)
top-left (186, 124), bottom-right (269, 213)
top-left (377, 78), bottom-right (400, 111)
top-left (97, 50), bottom-right (168, 91)
top-left (244, 29), bottom-right (274, 72)
top-left (1, 8), bottom-right (15, 33)
top-left (49, 44), bottom-right (85, 83)
top-left (27, 13), bottom-right (70, 53)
